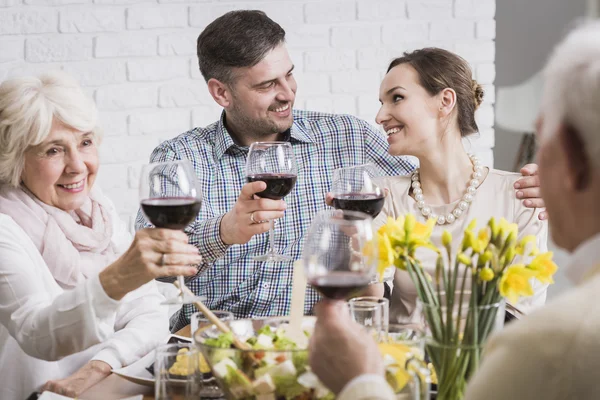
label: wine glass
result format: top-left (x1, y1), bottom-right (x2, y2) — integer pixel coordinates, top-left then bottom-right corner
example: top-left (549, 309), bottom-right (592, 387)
top-left (139, 160), bottom-right (204, 305)
top-left (302, 209), bottom-right (378, 300)
top-left (245, 141), bottom-right (298, 262)
top-left (331, 164), bottom-right (385, 219)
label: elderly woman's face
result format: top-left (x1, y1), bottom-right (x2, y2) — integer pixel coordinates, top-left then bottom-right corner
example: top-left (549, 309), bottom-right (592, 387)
top-left (21, 119), bottom-right (99, 211)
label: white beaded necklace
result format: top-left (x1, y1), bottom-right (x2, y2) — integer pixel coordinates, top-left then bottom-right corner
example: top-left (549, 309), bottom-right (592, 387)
top-left (411, 154), bottom-right (484, 225)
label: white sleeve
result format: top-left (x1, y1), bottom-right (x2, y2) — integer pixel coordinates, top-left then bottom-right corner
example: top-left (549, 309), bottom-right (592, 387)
top-left (91, 280), bottom-right (169, 369)
top-left (0, 216), bottom-right (120, 361)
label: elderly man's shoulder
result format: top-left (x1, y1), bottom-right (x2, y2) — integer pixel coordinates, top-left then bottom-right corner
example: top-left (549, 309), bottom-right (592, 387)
top-left (489, 277), bottom-right (600, 361)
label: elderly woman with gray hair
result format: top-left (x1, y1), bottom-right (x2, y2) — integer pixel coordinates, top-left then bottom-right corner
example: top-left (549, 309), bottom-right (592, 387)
top-left (0, 72), bottom-right (202, 399)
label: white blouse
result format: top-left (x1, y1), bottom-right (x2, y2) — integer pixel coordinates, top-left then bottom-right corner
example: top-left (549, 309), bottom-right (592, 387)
top-left (374, 169), bottom-right (549, 323)
top-left (0, 201), bottom-right (168, 400)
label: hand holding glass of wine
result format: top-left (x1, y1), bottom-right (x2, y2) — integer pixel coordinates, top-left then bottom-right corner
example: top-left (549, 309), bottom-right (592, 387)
top-left (302, 209), bottom-right (378, 300)
top-left (331, 164), bottom-right (385, 219)
top-left (139, 160), bottom-right (203, 305)
top-left (245, 141), bottom-right (298, 262)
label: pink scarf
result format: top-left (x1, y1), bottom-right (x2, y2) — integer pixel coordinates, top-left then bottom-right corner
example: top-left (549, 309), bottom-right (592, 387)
top-left (0, 185), bottom-right (123, 288)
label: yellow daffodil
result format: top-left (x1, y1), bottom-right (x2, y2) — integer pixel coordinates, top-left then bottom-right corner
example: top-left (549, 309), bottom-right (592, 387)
top-left (516, 235), bottom-right (539, 256)
top-left (528, 252), bottom-right (558, 284)
top-left (488, 217), bottom-right (499, 239)
top-left (457, 253), bottom-right (472, 266)
top-left (377, 233), bottom-right (396, 276)
top-left (442, 230), bottom-right (452, 249)
top-left (471, 228), bottom-right (491, 254)
top-left (479, 267), bottom-right (494, 281)
top-left (499, 264), bottom-right (537, 303)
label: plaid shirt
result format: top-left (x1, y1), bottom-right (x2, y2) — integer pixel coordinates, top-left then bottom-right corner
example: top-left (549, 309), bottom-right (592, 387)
top-left (136, 109), bottom-right (415, 331)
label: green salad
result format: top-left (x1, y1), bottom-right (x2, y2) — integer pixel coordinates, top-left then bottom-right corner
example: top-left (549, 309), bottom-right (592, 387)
top-left (199, 325), bottom-right (333, 400)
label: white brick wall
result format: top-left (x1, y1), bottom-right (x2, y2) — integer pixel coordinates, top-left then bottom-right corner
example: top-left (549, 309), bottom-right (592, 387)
top-left (0, 0), bottom-right (496, 225)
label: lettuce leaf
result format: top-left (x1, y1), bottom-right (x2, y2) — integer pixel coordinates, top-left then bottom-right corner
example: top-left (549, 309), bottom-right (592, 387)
top-left (204, 332), bottom-right (234, 349)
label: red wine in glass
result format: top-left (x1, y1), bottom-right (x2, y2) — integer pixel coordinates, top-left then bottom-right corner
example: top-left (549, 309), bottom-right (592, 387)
top-left (246, 173), bottom-right (297, 200)
top-left (140, 197), bottom-right (202, 230)
top-left (332, 193), bottom-right (385, 218)
top-left (309, 271), bottom-right (371, 300)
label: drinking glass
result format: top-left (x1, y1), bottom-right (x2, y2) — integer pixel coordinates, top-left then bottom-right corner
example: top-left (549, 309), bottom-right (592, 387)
top-left (154, 342), bottom-right (203, 400)
top-left (191, 310), bottom-right (234, 398)
top-left (348, 296), bottom-right (389, 340)
top-left (139, 160), bottom-right (203, 305)
top-left (245, 141), bottom-right (298, 262)
top-left (302, 209), bottom-right (377, 300)
top-left (331, 164), bottom-right (385, 219)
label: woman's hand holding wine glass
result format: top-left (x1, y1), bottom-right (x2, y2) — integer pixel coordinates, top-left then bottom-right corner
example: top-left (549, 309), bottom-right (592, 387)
top-left (330, 164), bottom-right (385, 218)
top-left (139, 160), bottom-right (204, 305)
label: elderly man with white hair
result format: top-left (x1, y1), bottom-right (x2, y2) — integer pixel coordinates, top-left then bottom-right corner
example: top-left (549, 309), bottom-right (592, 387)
top-left (308, 21), bottom-right (600, 400)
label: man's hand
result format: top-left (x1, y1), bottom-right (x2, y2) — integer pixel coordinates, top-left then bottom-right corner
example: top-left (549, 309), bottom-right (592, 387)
top-left (515, 163), bottom-right (547, 220)
top-left (220, 181), bottom-right (287, 245)
top-left (309, 300), bottom-right (385, 394)
top-left (42, 360), bottom-right (111, 397)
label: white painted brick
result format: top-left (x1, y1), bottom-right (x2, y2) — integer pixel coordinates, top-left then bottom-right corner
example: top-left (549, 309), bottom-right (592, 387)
top-left (96, 163), bottom-right (129, 190)
top-left (407, 0), bottom-right (452, 19)
top-left (26, 0), bottom-right (87, 4)
top-left (95, 84), bottom-right (156, 110)
top-left (259, 2), bottom-right (305, 25)
top-left (357, 48), bottom-right (392, 70)
top-left (476, 20), bottom-right (496, 39)
top-left (159, 0), bottom-right (209, 2)
top-left (127, 163), bottom-right (140, 189)
top-left (475, 104), bottom-right (494, 129)
top-left (285, 25), bottom-right (330, 49)
top-left (98, 110), bottom-right (128, 136)
top-left (60, 8), bottom-right (124, 33)
top-left (94, 0), bottom-right (155, 4)
top-left (192, 106), bottom-right (224, 128)
top-left (127, 5), bottom-right (187, 29)
top-left (103, 187), bottom-right (142, 214)
top-left (429, 20), bottom-right (474, 40)
top-left (190, 58), bottom-right (203, 79)
top-left (95, 33), bottom-right (156, 58)
top-left (189, 3), bottom-right (246, 28)
top-left (304, 1), bottom-right (355, 24)
top-left (26, 36), bottom-right (92, 62)
top-left (331, 25), bottom-right (381, 48)
top-left (476, 63), bottom-right (495, 84)
top-left (100, 136), bottom-right (159, 164)
top-left (127, 58), bottom-right (188, 82)
top-left (305, 50), bottom-right (355, 72)
top-left (382, 21), bottom-right (428, 45)
top-left (332, 95), bottom-right (356, 115)
top-left (331, 70), bottom-right (380, 94)
top-left (129, 109), bottom-right (190, 136)
top-left (159, 81), bottom-right (214, 107)
top-left (158, 32), bottom-right (197, 56)
top-left (288, 50), bottom-right (304, 72)
top-left (455, 41), bottom-right (495, 63)
top-left (0, 38), bottom-right (24, 63)
top-left (0, 0), bottom-right (20, 6)
top-left (294, 72), bottom-right (330, 96)
top-left (0, 62), bottom-right (63, 81)
top-left (357, 96), bottom-right (381, 118)
top-left (63, 60), bottom-right (126, 86)
top-left (481, 84), bottom-right (495, 104)
top-left (0, 10), bottom-right (58, 34)
top-left (357, 0), bottom-right (405, 21)
top-left (454, 0), bottom-right (495, 18)
top-left (304, 97), bottom-right (333, 114)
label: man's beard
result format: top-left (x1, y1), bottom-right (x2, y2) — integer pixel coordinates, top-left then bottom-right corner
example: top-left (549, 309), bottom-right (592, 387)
top-left (229, 101), bottom-right (293, 140)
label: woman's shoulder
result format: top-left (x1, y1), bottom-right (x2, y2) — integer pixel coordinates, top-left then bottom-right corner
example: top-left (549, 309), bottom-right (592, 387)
top-left (376, 175), bottom-right (412, 194)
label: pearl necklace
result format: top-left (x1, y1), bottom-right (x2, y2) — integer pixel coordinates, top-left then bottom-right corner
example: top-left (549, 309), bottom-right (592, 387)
top-left (411, 154), bottom-right (484, 225)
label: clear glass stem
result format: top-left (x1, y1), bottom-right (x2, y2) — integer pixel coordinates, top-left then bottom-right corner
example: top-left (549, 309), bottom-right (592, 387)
top-left (268, 219), bottom-right (275, 255)
top-left (177, 275), bottom-right (186, 297)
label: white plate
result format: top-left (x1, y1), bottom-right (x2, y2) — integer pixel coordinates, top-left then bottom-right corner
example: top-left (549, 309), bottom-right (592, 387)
top-left (112, 335), bottom-right (190, 387)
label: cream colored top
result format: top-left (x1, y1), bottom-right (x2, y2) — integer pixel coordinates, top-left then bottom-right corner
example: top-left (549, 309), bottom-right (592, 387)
top-left (373, 168), bottom-right (549, 323)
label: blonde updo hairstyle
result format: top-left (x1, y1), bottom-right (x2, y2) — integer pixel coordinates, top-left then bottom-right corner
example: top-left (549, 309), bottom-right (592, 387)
top-left (387, 47), bottom-right (484, 137)
top-left (0, 71), bottom-right (101, 187)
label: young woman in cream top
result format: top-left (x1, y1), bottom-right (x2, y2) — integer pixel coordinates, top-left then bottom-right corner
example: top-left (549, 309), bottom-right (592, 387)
top-left (371, 48), bottom-right (548, 322)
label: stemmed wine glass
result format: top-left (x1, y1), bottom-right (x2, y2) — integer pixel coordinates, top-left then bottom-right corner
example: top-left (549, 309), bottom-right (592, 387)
top-left (302, 209), bottom-right (378, 300)
top-left (139, 160), bottom-right (204, 305)
top-left (331, 164), bottom-right (385, 219)
top-left (245, 141), bottom-right (298, 262)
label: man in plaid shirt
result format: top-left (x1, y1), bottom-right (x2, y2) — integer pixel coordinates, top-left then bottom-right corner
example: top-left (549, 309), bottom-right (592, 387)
top-left (137, 10), bottom-right (544, 332)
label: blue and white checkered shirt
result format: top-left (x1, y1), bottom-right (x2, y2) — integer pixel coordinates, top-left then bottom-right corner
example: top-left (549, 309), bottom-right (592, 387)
top-left (136, 109), bottom-right (415, 331)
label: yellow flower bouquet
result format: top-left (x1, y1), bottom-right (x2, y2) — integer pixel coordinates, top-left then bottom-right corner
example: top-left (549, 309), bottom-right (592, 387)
top-left (377, 215), bottom-right (557, 400)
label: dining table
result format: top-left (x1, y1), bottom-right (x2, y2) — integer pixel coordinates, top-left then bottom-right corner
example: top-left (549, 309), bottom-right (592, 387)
top-left (79, 325), bottom-right (193, 400)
